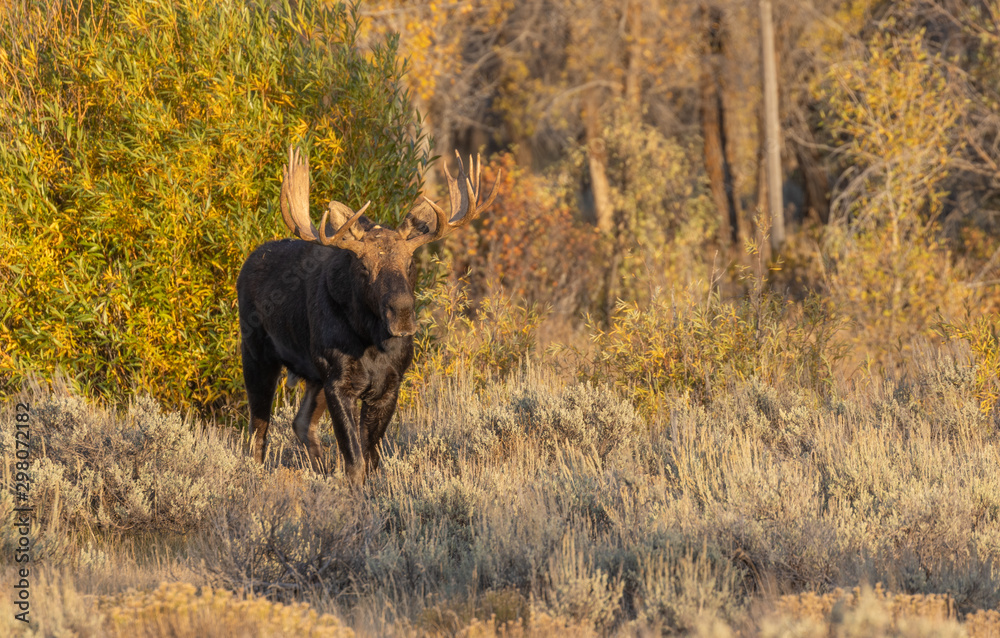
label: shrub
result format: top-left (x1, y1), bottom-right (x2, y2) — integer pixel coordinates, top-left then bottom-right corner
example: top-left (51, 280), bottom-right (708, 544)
top-left (539, 533), bottom-right (623, 631)
top-left (938, 316), bottom-right (1000, 417)
top-left (394, 365), bottom-right (644, 471)
top-left (443, 152), bottom-right (603, 316)
top-left (761, 585), bottom-right (963, 638)
top-left (471, 371), bottom-right (645, 461)
top-left (576, 279), bottom-right (845, 417)
top-left (416, 588), bottom-right (532, 635)
top-left (402, 258), bottom-right (545, 404)
top-left (101, 582), bottom-right (354, 638)
top-left (966, 609), bottom-right (1000, 638)
top-left (6, 348), bottom-right (1000, 634)
top-left (0, 574), bottom-right (352, 638)
top-left (552, 102), bottom-right (716, 312)
top-left (200, 468), bottom-right (381, 599)
top-left (633, 545), bottom-right (743, 634)
top-left (0, 569), bottom-right (106, 637)
top-left (597, 104), bottom-right (716, 306)
top-left (818, 31), bottom-right (970, 360)
top-left (0, 386), bottom-right (254, 542)
top-left (0, 0), bottom-right (428, 414)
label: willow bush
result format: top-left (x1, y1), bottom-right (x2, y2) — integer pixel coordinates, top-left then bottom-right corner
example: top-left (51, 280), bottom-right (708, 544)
top-left (0, 0), bottom-right (429, 413)
top-left (818, 32), bottom-right (969, 360)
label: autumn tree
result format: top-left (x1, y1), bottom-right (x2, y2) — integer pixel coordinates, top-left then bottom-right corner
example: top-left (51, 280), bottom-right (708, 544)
top-left (819, 30), bottom-right (969, 357)
top-left (0, 0), bottom-right (428, 410)
top-left (360, 0), bottom-right (513, 193)
top-left (868, 1), bottom-right (1000, 299)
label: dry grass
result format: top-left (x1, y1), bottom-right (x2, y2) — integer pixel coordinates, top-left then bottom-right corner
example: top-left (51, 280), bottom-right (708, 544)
top-left (3, 340), bottom-right (1000, 636)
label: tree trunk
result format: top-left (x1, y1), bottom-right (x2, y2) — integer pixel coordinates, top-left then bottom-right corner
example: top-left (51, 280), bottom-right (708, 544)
top-left (760, 0), bottom-right (784, 250)
top-left (625, 0), bottom-right (642, 114)
top-left (584, 96), bottom-right (614, 235)
top-left (792, 135), bottom-right (829, 224)
top-left (701, 6), bottom-right (740, 251)
top-left (593, 1), bottom-right (645, 320)
top-left (417, 99), bottom-right (447, 201)
top-left (419, 122), bottom-right (439, 199)
top-left (702, 68), bottom-right (738, 247)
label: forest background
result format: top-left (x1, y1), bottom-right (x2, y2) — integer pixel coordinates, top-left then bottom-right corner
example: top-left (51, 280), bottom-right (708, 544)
top-left (5, 0), bottom-right (1000, 412)
top-left (358, 0), bottom-right (1000, 404)
top-left (3, 0), bottom-right (1000, 636)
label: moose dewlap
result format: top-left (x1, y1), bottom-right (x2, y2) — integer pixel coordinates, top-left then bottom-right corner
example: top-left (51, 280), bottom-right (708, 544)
top-left (237, 146), bottom-right (499, 485)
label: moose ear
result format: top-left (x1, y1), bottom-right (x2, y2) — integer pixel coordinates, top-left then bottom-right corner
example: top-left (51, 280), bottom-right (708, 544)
top-left (398, 200), bottom-right (438, 240)
top-left (323, 201), bottom-right (372, 240)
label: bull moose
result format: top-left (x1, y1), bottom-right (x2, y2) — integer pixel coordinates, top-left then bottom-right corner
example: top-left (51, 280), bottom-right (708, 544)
top-left (237, 146), bottom-right (499, 484)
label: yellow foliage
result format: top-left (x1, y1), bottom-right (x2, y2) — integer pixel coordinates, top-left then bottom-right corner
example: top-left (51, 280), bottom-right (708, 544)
top-left (820, 31), bottom-right (970, 361)
top-left (361, 0), bottom-right (514, 104)
top-left (100, 582), bottom-right (353, 637)
top-left (966, 609), bottom-right (1000, 638)
top-left (939, 315), bottom-right (1000, 415)
top-left (576, 254), bottom-right (844, 417)
top-left (774, 584), bottom-right (956, 625)
top-left (0, 0), bottom-right (427, 414)
top-left (401, 258), bottom-right (544, 406)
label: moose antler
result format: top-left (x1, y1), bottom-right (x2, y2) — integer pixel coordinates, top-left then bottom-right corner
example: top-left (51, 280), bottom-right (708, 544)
top-left (408, 151), bottom-right (500, 247)
top-left (280, 146), bottom-right (317, 241)
top-left (280, 145), bottom-right (369, 251)
top-left (319, 200), bottom-right (370, 247)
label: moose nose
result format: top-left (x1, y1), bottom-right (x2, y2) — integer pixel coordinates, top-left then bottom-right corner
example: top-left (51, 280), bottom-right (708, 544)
top-left (386, 299), bottom-right (416, 337)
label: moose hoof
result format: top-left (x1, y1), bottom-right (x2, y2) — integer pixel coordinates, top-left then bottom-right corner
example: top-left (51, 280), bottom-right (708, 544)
top-left (345, 463), bottom-right (366, 487)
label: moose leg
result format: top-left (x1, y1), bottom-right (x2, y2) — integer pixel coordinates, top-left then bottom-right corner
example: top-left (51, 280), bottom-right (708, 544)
top-left (242, 348), bottom-right (282, 465)
top-left (360, 388), bottom-right (400, 473)
top-left (292, 382), bottom-right (327, 473)
top-left (324, 381), bottom-right (366, 485)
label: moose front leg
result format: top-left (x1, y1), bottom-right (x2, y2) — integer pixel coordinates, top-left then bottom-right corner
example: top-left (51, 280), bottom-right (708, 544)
top-left (323, 380), bottom-right (366, 485)
top-left (360, 384), bottom-right (401, 472)
top-left (292, 382), bottom-right (328, 473)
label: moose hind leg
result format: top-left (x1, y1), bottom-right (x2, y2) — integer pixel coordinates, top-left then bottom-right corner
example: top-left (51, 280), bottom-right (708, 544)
top-left (243, 348), bottom-right (282, 464)
top-left (293, 382), bottom-right (328, 473)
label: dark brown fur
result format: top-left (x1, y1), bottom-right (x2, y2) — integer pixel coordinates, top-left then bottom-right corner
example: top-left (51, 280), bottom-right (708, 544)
top-left (237, 234), bottom-right (419, 483)
top-left (237, 148), bottom-right (498, 484)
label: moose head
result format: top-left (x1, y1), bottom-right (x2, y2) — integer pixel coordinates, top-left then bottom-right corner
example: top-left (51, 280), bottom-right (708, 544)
top-left (278, 146), bottom-right (499, 338)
